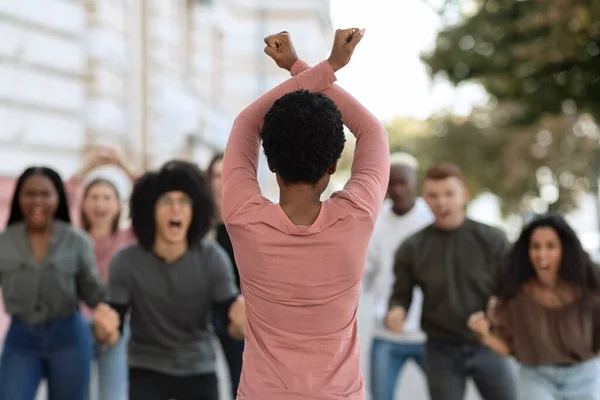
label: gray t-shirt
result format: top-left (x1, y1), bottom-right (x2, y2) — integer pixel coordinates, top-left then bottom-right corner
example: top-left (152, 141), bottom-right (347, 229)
top-left (107, 240), bottom-right (239, 376)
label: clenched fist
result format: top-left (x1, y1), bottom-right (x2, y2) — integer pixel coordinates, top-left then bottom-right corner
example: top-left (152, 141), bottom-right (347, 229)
top-left (93, 303), bottom-right (120, 346)
top-left (327, 28), bottom-right (365, 72)
top-left (385, 306), bottom-right (406, 333)
top-left (227, 296), bottom-right (245, 340)
top-left (264, 31), bottom-right (298, 71)
top-left (467, 311), bottom-right (491, 338)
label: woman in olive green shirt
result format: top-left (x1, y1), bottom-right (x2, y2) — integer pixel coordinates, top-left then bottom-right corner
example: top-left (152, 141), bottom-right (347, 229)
top-left (0, 166), bottom-right (118, 400)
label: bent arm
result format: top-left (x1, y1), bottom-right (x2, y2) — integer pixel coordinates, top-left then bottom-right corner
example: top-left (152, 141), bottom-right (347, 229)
top-left (291, 60), bottom-right (389, 219)
top-left (479, 333), bottom-right (512, 356)
top-left (106, 250), bottom-right (132, 334)
top-left (388, 242), bottom-right (415, 312)
top-left (77, 236), bottom-right (106, 308)
top-left (221, 61), bottom-right (337, 222)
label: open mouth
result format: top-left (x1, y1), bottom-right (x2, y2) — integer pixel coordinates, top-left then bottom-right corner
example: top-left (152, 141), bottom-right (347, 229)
top-left (92, 211), bottom-right (110, 219)
top-left (439, 210), bottom-right (451, 219)
top-left (168, 218), bottom-right (182, 229)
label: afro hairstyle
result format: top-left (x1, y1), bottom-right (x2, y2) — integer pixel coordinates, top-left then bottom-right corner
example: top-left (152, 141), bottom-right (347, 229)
top-left (260, 89), bottom-right (345, 185)
top-left (130, 160), bottom-right (214, 251)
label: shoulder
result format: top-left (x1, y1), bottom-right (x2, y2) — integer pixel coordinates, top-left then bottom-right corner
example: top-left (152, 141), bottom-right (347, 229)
top-left (372, 202), bottom-right (393, 233)
top-left (398, 226), bottom-right (430, 253)
top-left (467, 219), bottom-right (507, 242)
top-left (191, 240), bottom-right (229, 262)
top-left (111, 243), bottom-right (145, 265)
top-left (0, 223), bottom-right (19, 244)
top-left (61, 223), bottom-right (92, 246)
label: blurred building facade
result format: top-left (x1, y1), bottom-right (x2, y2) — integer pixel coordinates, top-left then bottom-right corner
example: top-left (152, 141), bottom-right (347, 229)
top-left (0, 0), bottom-right (332, 224)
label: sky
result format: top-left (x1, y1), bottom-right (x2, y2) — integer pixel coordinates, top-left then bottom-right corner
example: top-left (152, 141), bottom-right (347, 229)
top-left (329, 0), bottom-right (488, 122)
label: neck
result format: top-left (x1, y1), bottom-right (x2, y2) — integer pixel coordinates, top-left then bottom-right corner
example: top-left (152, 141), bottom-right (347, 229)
top-left (435, 213), bottom-right (466, 230)
top-left (153, 239), bottom-right (188, 263)
top-left (279, 183), bottom-right (321, 207)
top-left (89, 225), bottom-right (113, 238)
top-left (26, 223), bottom-right (52, 236)
top-left (537, 279), bottom-right (560, 291)
top-left (392, 200), bottom-right (416, 216)
top-left (279, 184), bottom-right (322, 225)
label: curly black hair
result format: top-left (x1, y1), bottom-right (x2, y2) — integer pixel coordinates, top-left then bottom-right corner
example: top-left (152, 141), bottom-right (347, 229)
top-left (260, 90), bottom-right (345, 185)
top-left (8, 166), bottom-right (71, 226)
top-left (496, 213), bottom-right (600, 301)
top-left (130, 160), bottom-right (214, 251)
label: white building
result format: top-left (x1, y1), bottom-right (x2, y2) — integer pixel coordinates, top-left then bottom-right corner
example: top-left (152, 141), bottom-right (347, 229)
top-left (0, 0), bottom-right (332, 224)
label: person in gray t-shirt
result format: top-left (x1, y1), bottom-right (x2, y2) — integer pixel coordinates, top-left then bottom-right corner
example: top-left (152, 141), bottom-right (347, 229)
top-left (102, 160), bottom-right (245, 400)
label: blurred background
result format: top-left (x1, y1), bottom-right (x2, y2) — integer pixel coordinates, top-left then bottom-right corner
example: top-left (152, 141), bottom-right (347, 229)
top-left (1, 0), bottom-right (599, 399)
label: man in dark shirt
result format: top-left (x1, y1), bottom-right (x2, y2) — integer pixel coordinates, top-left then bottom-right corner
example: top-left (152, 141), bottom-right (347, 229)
top-left (385, 164), bottom-right (516, 400)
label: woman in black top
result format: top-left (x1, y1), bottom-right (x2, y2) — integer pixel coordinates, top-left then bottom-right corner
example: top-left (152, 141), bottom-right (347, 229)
top-left (207, 153), bottom-right (244, 397)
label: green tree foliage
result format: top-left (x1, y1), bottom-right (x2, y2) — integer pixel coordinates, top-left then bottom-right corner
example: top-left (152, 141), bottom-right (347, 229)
top-left (423, 0), bottom-right (600, 123)
top-left (412, 0), bottom-right (600, 214)
top-left (385, 112), bottom-right (597, 215)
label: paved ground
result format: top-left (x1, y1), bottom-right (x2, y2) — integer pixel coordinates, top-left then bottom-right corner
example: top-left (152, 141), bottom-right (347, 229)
top-left (17, 293), bottom-right (483, 399)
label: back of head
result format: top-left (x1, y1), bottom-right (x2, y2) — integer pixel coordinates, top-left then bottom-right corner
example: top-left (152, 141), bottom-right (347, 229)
top-left (130, 160), bottom-right (214, 250)
top-left (260, 90), bottom-right (346, 185)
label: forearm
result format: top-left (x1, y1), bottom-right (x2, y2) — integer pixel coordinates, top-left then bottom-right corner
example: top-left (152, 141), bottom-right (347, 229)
top-left (479, 333), bottom-right (511, 356)
top-left (221, 61), bottom-right (337, 220)
top-left (290, 59), bottom-right (389, 209)
top-left (213, 295), bottom-right (244, 337)
top-left (224, 60), bottom-right (337, 160)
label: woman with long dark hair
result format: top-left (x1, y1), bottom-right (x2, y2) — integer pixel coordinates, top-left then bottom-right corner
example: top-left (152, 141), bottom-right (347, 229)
top-left (0, 166), bottom-right (119, 400)
top-left (66, 146), bottom-right (138, 400)
top-left (468, 213), bottom-right (600, 399)
top-left (206, 152), bottom-right (244, 397)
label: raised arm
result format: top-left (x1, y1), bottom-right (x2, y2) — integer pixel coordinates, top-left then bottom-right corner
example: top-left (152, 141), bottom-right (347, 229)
top-left (289, 53), bottom-right (389, 219)
top-left (66, 146), bottom-right (140, 227)
top-left (221, 29), bottom-right (364, 223)
top-left (221, 62), bottom-right (337, 222)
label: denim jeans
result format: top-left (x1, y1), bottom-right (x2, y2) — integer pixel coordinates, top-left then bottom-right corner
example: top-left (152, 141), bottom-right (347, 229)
top-left (0, 312), bottom-right (92, 400)
top-left (369, 338), bottom-right (425, 400)
top-left (425, 338), bottom-right (517, 400)
top-left (517, 358), bottom-right (600, 400)
top-left (90, 320), bottom-right (130, 400)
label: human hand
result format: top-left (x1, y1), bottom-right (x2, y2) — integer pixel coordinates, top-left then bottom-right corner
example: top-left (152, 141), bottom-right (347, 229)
top-left (228, 296), bottom-right (245, 327)
top-left (264, 31), bottom-right (298, 71)
top-left (327, 28), bottom-right (365, 72)
top-left (467, 311), bottom-right (491, 338)
top-left (93, 303), bottom-right (120, 343)
top-left (385, 306), bottom-right (406, 333)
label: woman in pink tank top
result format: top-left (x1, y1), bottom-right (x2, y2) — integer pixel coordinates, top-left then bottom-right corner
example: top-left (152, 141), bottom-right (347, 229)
top-left (65, 146), bottom-right (137, 400)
